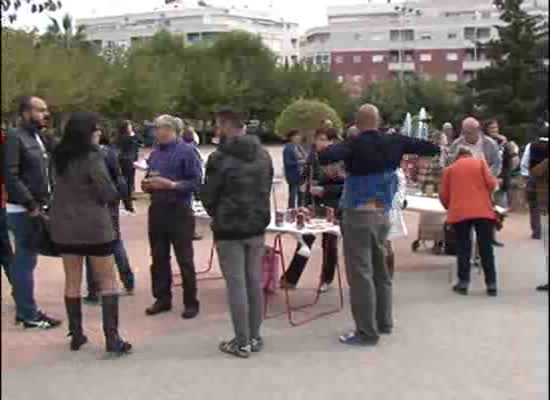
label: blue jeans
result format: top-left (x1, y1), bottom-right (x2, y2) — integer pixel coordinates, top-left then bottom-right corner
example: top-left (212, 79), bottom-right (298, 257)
top-left (85, 239), bottom-right (135, 295)
top-left (1, 208), bottom-right (13, 285)
top-left (288, 183), bottom-right (303, 209)
top-left (6, 212), bottom-right (40, 320)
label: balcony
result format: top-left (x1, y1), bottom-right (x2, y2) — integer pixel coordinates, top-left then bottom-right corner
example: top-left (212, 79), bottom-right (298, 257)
top-left (462, 60), bottom-right (491, 70)
top-left (388, 62), bottom-right (415, 72)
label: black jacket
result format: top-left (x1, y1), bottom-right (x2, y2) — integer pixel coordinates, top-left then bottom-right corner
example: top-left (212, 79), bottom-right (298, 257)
top-left (201, 135), bottom-right (274, 241)
top-left (117, 135), bottom-right (140, 163)
top-left (320, 130), bottom-right (440, 176)
top-left (6, 125), bottom-right (51, 211)
top-left (301, 149), bottom-right (344, 212)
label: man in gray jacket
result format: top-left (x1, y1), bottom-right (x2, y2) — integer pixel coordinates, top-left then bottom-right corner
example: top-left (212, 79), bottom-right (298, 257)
top-left (449, 117), bottom-right (502, 177)
top-left (201, 108), bottom-right (273, 358)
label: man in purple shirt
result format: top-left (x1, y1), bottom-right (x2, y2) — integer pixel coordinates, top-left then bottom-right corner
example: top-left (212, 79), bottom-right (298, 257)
top-left (142, 114), bottom-right (202, 319)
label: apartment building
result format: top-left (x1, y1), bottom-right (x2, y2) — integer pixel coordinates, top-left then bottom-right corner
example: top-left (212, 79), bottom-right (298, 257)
top-left (78, 0), bottom-right (300, 64)
top-left (300, 0), bottom-right (548, 95)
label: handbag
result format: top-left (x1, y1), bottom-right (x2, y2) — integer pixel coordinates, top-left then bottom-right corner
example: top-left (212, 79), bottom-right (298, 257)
top-left (30, 215), bottom-right (60, 258)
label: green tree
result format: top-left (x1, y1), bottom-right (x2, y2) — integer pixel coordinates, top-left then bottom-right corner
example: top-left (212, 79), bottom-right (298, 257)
top-left (1, 0), bottom-right (61, 23)
top-left (42, 13), bottom-right (87, 49)
top-left (469, 0), bottom-right (548, 142)
top-left (275, 99), bottom-right (343, 139)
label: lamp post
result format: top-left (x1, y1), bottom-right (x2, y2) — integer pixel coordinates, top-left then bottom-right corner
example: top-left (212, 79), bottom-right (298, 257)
top-left (394, 3), bottom-right (420, 81)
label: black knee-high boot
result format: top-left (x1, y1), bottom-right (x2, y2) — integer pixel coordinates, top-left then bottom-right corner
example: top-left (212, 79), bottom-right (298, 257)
top-left (101, 294), bottom-right (132, 356)
top-left (64, 297), bottom-right (88, 351)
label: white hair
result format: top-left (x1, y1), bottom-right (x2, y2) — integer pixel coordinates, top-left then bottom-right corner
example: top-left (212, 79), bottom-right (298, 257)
top-left (443, 122), bottom-right (453, 129)
top-left (154, 114), bottom-right (177, 131)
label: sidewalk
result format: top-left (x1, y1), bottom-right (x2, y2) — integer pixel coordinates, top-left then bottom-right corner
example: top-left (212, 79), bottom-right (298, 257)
top-left (1, 211), bottom-right (548, 400)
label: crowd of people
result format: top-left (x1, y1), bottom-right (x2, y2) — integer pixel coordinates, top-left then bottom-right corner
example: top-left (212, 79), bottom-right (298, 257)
top-left (0, 94), bottom-right (548, 360)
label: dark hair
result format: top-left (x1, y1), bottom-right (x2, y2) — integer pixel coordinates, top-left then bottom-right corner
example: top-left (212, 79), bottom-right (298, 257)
top-left (314, 128), bottom-right (329, 140)
top-left (324, 127), bottom-right (341, 142)
top-left (99, 131), bottom-right (111, 146)
top-left (117, 120), bottom-right (132, 138)
top-left (482, 119), bottom-right (499, 134)
top-left (217, 107), bottom-right (245, 129)
top-left (16, 96), bottom-right (33, 116)
top-left (54, 112), bottom-right (101, 176)
top-left (286, 129), bottom-right (300, 140)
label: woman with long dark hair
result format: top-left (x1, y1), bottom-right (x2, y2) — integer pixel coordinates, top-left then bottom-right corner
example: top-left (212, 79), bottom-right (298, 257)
top-left (116, 120), bottom-right (139, 212)
top-left (50, 112), bottom-right (132, 356)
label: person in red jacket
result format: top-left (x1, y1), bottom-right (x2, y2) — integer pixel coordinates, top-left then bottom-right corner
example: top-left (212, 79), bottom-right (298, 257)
top-left (439, 147), bottom-right (498, 296)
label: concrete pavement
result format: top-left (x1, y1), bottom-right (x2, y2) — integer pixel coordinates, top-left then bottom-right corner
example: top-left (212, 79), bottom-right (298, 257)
top-left (1, 146), bottom-right (548, 399)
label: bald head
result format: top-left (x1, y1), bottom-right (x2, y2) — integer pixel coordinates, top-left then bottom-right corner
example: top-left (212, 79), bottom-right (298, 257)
top-left (356, 104), bottom-right (380, 131)
top-left (461, 117), bottom-right (481, 144)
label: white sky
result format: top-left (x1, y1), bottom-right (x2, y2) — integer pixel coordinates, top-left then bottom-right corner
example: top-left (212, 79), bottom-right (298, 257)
top-left (9, 0), bottom-right (366, 33)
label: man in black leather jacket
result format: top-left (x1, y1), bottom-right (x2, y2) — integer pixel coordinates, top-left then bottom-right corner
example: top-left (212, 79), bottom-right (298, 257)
top-left (6, 96), bottom-right (62, 329)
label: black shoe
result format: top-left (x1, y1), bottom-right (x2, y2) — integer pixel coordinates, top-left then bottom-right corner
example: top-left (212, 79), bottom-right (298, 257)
top-left (102, 294), bottom-right (132, 356)
top-left (379, 326), bottom-right (393, 335)
top-left (145, 301), bottom-right (172, 316)
top-left (22, 312), bottom-right (62, 330)
top-left (452, 284), bottom-right (468, 296)
top-left (250, 337), bottom-right (264, 353)
top-left (536, 284), bottom-right (548, 292)
top-left (339, 331), bottom-right (379, 346)
top-left (219, 339), bottom-right (251, 359)
top-left (532, 233), bottom-right (542, 240)
top-left (83, 294), bottom-right (101, 305)
top-left (181, 304), bottom-right (200, 320)
top-left (487, 287), bottom-right (498, 297)
top-left (65, 297), bottom-right (88, 351)
top-left (492, 240), bottom-right (504, 247)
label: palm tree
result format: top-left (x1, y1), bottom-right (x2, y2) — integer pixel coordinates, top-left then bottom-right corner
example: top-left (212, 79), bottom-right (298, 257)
top-left (44, 13), bottom-right (87, 49)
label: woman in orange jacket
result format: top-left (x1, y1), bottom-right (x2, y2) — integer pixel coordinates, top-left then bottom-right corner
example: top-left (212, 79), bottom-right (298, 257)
top-left (439, 147), bottom-right (498, 296)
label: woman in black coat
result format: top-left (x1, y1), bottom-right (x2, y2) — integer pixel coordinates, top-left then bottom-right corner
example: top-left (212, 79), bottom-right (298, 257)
top-left (116, 120), bottom-right (140, 209)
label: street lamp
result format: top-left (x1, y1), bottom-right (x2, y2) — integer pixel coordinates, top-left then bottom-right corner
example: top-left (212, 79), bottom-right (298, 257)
top-left (394, 3), bottom-right (420, 80)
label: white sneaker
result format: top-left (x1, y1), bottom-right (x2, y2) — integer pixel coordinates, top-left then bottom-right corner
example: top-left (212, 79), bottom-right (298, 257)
top-left (319, 283), bottom-right (331, 293)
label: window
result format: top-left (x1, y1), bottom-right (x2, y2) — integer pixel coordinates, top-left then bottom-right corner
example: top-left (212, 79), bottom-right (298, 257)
top-left (477, 28), bottom-right (491, 39)
top-left (420, 33), bottom-right (432, 40)
top-left (404, 52), bottom-right (414, 62)
top-left (390, 30), bottom-right (400, 42)
top-left (447, 32), bottom-right (458, 40)
top-left (464, 27), bottom-right (476, 40)
top-left (353, 55), bottom-right (363, 64)
top-left (446, 73), bottom-right (458, 82)
top-left (446, 52), bottom-right (459, 61)
top-left (420, 53), bottom-right (432, 62)
top-left (372, 55), bottom-right (384, 63)
top-left (334, 55), bottom-right (344, 64)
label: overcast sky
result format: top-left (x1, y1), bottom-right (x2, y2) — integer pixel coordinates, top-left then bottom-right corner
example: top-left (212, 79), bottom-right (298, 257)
top-left (11, 0), bottom-right (365, 32)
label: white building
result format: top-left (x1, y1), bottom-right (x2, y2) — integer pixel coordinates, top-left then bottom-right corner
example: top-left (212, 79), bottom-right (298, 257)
top-left (78, 0), bottom-right (300, 64)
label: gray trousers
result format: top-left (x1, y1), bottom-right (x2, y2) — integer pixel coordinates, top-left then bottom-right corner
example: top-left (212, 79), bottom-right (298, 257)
top-left (216, 235), bottom-right (265, 347)
top-left (342, 209), bottom-right (392, 339)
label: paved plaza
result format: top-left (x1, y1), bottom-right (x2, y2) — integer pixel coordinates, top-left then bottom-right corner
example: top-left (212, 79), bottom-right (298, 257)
top-left (1, 146), bottom-right (548, 400)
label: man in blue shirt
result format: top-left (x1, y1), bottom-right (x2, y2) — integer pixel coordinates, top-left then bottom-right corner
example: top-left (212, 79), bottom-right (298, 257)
top-left (321, 104), bottom-right (439, 346)
top-left (142, 115), bottom-right (202, 319)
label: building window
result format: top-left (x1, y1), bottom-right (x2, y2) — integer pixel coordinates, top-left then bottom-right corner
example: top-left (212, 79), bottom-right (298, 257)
top-left (390, 29), bottom-right (414, 42)
top-left (477, 28), bottom-right (491, 39)
top-left (446, 73), bottom-right (458, 82)
top-left (447, 32), bottom-right (458, 40)
top-left (404, 51), bottom-right (414, 62)
top-left (420, 53), bottom-right (432, 62)
top-left (334, 55), bottom-right (344, 64)
top-left (372, 55), bottom-right (384, 63)
top-left (420, 33), bottom-right (432, 40)
top-left (446, 52), bottom-right (459, 61)
top-left (353, 55), bottom-right (363, 64)
top-left (464, 27), bottom-right (476, 41)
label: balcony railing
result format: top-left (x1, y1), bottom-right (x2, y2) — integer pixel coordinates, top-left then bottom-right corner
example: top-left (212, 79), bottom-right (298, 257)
top-left (462, 60), bottom-right (491, 70)
top-left (388, 62), bottom-right (415, 71)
